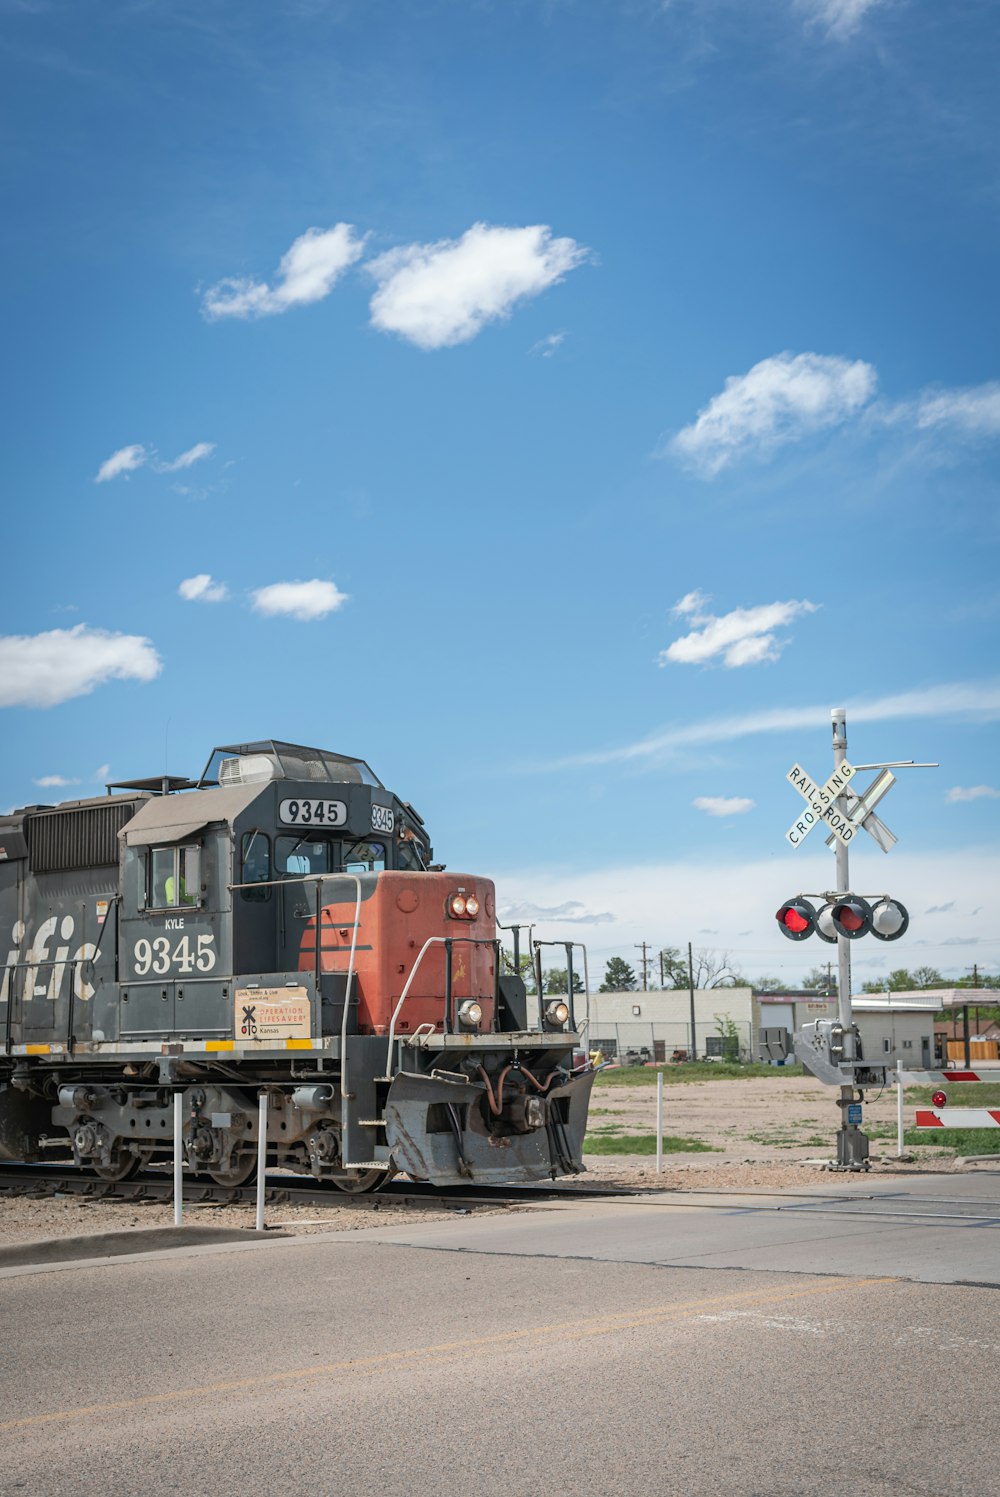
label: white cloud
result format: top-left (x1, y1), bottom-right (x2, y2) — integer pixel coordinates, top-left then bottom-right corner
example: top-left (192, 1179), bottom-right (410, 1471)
top-left (946, 785), bottom-right (1000, 804)
top-left (794, 0), bottom-right (884, 37)
top-left (497, 898), bottom-right (615, 925)
top-left (912, 384), bottom-right (1000, 437)
top-left (94, 763), bottom-right (110, 781)
top-left (201, 225), bottom-right (365, 320)
top-left (0, 625), bottom-right (161, 708)
top-left (95, 444), bottom-right (150, 483)
top-left (692, 796), bottom-right (755, 817)
top-left (530, 332), bottom-right (566, 358)
top-left (545, 678), bottom-right (1000, 770)
top-left (251, 579), bottom-right (348, 622)
top-left (671, 352), bottom-right (877, 475)
top-left (157, 442), bottom-right (216, 473)
top-left (661, 592), bottom-right (819, 668)
top-left (34, 774), bottom-right (80, 788)
top-left (178, 574), bottom-right (228, 604)
top-left (368, 223), bottom-right (588, 350)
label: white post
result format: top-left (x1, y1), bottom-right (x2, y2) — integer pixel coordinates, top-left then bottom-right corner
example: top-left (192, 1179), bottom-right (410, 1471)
top-left (173, 1090), bottom-right (183, 1227)
top-left (255, 1091), bottom-right (268, 1232)
top-left (656, 1070), bottom-right (664, 1174)
top-left (896, 1059), bottom-right (905, 1157)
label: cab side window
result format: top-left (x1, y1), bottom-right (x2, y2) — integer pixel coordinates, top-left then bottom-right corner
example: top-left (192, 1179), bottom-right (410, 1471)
top-left (241, 830), bottom-right (271, 902)
top-left (148, 845), bottom-right (202, 908)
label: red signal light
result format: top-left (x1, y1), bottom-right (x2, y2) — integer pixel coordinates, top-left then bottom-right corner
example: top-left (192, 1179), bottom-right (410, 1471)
top-left (830, 896), bottom-right (873, 940)
top-left (776, 898), bottom-right (817, 942)
top-left (932, 1091), bottom-right (947, 1109)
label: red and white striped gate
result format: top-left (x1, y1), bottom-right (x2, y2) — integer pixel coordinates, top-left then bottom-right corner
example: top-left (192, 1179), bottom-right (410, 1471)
top-left (896, 1067), bottom-right (1000, 1141)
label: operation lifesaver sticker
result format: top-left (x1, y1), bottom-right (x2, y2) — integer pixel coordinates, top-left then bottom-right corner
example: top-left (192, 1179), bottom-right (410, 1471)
top-left (235, 987), bottom-right (311, 1041)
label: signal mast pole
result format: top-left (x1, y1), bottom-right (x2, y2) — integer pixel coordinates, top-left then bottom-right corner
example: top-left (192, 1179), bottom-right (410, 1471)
top-left (831, 708), bottom-right (862, 1169)
top-left (831, 709), bottom-right (852, 1041)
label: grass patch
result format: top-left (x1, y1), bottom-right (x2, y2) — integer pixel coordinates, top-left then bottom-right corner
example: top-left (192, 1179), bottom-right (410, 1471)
top-left (584, 1132), bottom-right (719, 1155)
top-left (742, 1125), bottom-right (826, 1149)
top-left (594, 1062), bottom-right (804, 1088)
top-left (905, 1084), bottom-right (1000, 1107)
top-left (905, 1128), bottom-right (1000, 1155)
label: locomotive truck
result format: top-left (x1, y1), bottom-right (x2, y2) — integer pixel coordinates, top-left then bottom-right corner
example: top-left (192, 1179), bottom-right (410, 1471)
top-left (0, 740), bottom-right (594, 1191)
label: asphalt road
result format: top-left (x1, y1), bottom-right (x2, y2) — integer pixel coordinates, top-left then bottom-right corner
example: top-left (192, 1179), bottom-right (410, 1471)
top-left (3, 1171), bottom-right (999, 1497)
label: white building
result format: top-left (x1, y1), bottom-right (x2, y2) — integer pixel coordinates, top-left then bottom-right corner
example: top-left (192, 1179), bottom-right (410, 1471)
top-left (758, 992), bottom-right (938, 1069)
top-left (583, 987), bottom-right (754, 1060)
top-left (582, 986), bottom-right (941, 1067)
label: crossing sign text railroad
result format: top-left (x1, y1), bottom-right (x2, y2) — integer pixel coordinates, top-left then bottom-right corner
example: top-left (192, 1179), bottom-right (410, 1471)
top-left (785, 759), bottom-right (857, 848)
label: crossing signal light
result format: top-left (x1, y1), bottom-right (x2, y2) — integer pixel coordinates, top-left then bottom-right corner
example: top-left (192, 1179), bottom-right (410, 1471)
top-left (829, 896), bottom-right (873, 940)
top-left (870, 898), bottom-right (909, 942)
top-left (776, 897), bottom-right (817, 941)
top-left (814, 903), bottom-right (838, 944)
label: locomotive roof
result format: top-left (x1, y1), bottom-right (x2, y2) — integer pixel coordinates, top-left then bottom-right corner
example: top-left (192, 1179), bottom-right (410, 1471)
top-left (121, 783), bottom-right (265, 845)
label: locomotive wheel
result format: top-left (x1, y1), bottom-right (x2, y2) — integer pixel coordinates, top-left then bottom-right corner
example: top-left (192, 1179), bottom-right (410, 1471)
top-left (330, 1168), bottom-right (395, 1195)
top-left (92, 1148), bottom-right (152, 1183)
top-left (205, 1154), bottom-right (258, 1188)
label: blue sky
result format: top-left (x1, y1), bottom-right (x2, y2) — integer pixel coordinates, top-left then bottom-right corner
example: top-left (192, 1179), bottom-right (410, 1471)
top-left (2, 0), bottom-right (998, 987)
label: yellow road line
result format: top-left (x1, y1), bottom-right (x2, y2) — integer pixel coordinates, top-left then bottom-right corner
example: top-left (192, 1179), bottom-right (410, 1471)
top-left (0, 1275), bottom-right (892, 1433)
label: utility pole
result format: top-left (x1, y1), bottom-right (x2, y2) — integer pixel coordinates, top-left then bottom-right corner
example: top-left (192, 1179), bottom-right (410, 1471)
top-left (687, 941), bottom-right (697, 1062)
top-left (634, 941), bottom-right (651, 991)
top-left (659, 948), bottom-right (666, 989)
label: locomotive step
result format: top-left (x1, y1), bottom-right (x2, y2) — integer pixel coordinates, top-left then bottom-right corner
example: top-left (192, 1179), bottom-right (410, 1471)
top-left (358, 1118), bottom-right (387, 1127)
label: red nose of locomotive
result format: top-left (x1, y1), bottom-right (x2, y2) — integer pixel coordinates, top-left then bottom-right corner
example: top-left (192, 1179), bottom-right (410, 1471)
top-left (298, 871), bottom-right (496, 1035)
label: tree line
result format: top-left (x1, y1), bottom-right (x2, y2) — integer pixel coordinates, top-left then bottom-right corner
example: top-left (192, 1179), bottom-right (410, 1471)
top-left (503, 947), bottom-right (997, 996)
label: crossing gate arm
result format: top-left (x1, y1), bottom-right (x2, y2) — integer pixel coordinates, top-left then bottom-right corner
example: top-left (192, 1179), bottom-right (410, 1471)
top-left (898, 1070), bottom-right (992, 1085)
top-left (896, 1065), bottom-right (1000, 1133)
top-left (914, 1109), bottom-right (1000, 1129)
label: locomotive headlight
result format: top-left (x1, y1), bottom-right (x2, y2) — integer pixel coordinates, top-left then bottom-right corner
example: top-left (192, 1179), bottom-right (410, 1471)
top-left (465, 894), bottom-right (480, 918)
top-left (448, 894), bottom-right (467, 918)
top-left (457, 999), bottom-right (483, 1031)
top-left (545, 1000), bottom-right (570, 1026)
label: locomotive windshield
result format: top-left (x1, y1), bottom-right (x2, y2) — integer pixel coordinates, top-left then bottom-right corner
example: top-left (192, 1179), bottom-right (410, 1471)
top-left (275, 834), bottom-right (335, 875)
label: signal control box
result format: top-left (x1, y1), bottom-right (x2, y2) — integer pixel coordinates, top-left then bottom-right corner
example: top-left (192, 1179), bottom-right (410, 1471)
top-left (759, 1026), bottom-right (792, 1064)
top-left (794, 1020), bottom-right (889, 1089)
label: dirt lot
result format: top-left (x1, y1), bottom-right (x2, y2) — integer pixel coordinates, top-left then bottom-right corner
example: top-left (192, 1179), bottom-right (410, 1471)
top-left (0, 1070), bottom-right (976, 1249)
top-left (588, 1070), bottom-right (906, 1161)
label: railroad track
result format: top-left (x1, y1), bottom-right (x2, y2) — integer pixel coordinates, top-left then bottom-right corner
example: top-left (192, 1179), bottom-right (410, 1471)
top-left (0, 1162), bottom-right (631, 1213)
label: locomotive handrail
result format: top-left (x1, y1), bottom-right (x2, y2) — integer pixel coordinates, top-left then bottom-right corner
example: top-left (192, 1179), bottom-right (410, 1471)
top-left (531, 939), bottom-right (590, 1036)
top-left (382, 937), bottom-right (445, 1078)
top-left (229, 870), bottom-right (363, 1147)
top-left (382, 935), bottom-right (500, 1081)
top-left (226, 870), bottom-right (363, 1031)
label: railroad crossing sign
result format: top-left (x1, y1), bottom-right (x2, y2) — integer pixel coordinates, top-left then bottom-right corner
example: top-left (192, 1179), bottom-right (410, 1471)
top-left (784, 758), bottom-right (897, 851)
top-left (823, 768), bottom-right (897, 854)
